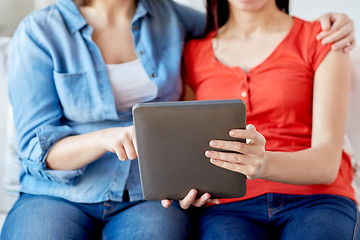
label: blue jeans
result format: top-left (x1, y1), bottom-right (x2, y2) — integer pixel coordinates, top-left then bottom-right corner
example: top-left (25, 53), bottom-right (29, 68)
top-left (198, 194), bottom-right (360, 240)
top-left (1, 193), bottom-right (194, 240)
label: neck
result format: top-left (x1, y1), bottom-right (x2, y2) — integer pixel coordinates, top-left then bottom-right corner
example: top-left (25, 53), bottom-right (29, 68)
top-left (223, 1), bottom-right (285, 37)
top-left (86, 0), bottom-right (137, 24)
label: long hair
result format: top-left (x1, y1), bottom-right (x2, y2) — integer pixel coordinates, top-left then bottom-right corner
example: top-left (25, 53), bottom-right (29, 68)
top-left (203, 0), bottom-right (289, 36)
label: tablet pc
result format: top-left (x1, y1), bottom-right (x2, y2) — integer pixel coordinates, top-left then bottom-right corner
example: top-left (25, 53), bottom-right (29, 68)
top-left (132, 99), bottom-right (247, 201)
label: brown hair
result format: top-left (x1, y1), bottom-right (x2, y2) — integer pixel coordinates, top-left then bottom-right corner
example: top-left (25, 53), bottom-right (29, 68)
top-left (203, 0), bottom-right (289, 36)
top-left (74, 0), bottom-right (91, 6)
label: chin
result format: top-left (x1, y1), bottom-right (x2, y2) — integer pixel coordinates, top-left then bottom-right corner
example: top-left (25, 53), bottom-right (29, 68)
top-left (228, 0), bottom-right (271, 12)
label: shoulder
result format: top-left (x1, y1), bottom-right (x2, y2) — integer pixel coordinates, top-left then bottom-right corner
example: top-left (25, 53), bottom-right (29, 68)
top-left (15, 5), bottom-right (69, 45)
top-left (292, 17), bottom-right (323, 39)
top-left (19, 5), bottom-right (64, 34)
top-left (291, 17), bottom-right (332, 71)
top-left (184, 32), bottom-right (215, 58)
top-left (13, 5), bottom-right (73, 55)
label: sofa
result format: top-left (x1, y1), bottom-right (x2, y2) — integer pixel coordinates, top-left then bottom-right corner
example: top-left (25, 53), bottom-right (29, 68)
top-left (1, 36), bottom-right (360, 232)
top-left (0, 37), bottom-right (16, 231)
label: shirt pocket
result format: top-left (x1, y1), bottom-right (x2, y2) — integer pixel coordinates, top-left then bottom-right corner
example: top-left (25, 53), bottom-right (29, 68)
top-left (53, 71), bottom-right (94, 122)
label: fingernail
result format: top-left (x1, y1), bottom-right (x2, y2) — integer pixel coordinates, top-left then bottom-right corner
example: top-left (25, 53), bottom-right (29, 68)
top-left (210, 141), bottom-right (217, 147)
top-left (321, 39), bottom-right (329, 45)
top-left (191, 190), bottom-right (197, 197)
top-left (210, 159), bottom-right (218, 164)
top-left (206, 151), bottom-right (215, 157)
top-left (246, 124), bottom-right (253, 130)
top-left (202, 194), bottom-right (210, 200)
top-left (229, 130), bottom-right (236, 137)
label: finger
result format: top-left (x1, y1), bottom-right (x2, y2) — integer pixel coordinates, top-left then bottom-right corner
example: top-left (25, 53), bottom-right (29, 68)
top-left (192, 193), bottom-right (211, 207)
top-left (207, 199), bottom-right (221, 205)
top-left (206, 150), bottom-right (251, 165)
top-left (331, 38), bottom-right (352, 51)
top-left (179, 189), bottom-right (197, 209)
top-left (161, 199), bottom-right (173, 208)
top-left (229, 125), bottom-right (257, 142)
top-left (210, 158), bottom-right (247, 175)
top-left (329, 14), bottom-right (352, 32)
top-left (318, 13), bottom-right (332, 31)
top-left (114, 146), bottom-right (128, 161)
top-left (209, 140), bottom-right (261, 156)
top-left (332, 32), bottom-right (355, 51)
top-left (321, 23), bottom-right (352, 45)
top-left (123, 140), bottom-right (137, 160)
top-left (210, 158), bottom-right (258, 179)
top-left (316, 31), bottom-right (330, 41)
top-left (317, 14), bottom-right (353, 41)
top-left (345, 40), bottom-right (356, 52)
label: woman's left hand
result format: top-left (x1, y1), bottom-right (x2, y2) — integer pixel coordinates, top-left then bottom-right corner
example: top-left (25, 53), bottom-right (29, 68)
top-left (205, 124), bottom-right (267, 180)
top-left (316, 13), bottom-right (356, 52)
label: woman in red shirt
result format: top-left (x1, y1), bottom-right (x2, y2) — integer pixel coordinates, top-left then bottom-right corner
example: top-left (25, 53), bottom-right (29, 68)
top-left (165, 0), bottom-right (357, 239)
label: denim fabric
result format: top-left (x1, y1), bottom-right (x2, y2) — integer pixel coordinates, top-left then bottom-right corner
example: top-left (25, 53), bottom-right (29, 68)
top-left (198, 194), bottom-right (360, 240)
top-left (1, 193), bottom-right (195, 240)
top-left (8, 0), bottom-right (205, 203)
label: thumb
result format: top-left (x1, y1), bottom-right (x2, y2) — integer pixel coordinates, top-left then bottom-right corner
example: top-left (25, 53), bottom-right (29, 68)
top-left (318, 14), bottom-right (331, 31)
top-left (246, 124), bottom-right (256, 130)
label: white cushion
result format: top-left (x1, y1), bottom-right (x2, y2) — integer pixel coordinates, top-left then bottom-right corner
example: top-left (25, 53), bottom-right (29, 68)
top-left (0, 37), bottom-right (12, 212)
top-left (347, 46), bottom-right (360, 202)
top-left (347, 46), bottom-right (360, 161)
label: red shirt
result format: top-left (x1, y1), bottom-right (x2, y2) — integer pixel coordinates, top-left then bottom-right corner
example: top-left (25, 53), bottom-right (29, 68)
top-left (183, 17), bottom-right (355, 203)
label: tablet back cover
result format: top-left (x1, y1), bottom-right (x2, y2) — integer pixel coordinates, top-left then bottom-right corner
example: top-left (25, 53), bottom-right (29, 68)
top-left (133, 99), bottom-right (247, 201)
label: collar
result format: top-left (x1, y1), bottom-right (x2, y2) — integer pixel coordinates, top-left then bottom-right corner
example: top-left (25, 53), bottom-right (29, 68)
top-left (56, 0), bottom-right (153, 34)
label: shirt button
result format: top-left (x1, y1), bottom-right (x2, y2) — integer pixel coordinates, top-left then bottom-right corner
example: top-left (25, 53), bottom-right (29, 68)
top-left (151, 73), bottom-right (157, 78)
top-left (132, 25), bottom-right (139, 31)
top-left (241, 91), bottom-right (247, 98)
top-left (139, 50), bottom-right (145, 55)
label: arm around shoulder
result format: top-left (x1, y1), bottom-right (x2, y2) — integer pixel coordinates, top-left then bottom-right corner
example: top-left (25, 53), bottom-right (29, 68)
top-left (171, 1), bottom-right (206, 38)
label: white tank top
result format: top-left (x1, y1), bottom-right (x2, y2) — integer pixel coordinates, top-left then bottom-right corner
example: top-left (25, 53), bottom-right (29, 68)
top-left (106, 59), bottom-right (158, 111)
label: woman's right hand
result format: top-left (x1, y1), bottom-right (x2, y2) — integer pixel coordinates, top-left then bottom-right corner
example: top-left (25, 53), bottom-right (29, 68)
top-left (161, 189), bottom-right (220, 209)
top-left (99, 126), bottom-right (138, 161)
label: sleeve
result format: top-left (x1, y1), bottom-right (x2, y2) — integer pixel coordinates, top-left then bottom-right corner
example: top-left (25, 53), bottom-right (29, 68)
top-left (171, 2), bottom-right (206, 39)
top-left (8, 20), bottom-right (85, 184)
top-left (308, 22), bottom-right (332, 71)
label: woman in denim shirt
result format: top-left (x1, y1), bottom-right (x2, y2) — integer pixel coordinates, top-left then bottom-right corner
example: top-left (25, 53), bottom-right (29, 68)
top-left (0, 0), bottom-right (355, 239)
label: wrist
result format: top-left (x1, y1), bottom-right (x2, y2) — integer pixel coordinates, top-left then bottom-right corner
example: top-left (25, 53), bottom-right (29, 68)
top-left (260, 151), bottom-right (272, 180)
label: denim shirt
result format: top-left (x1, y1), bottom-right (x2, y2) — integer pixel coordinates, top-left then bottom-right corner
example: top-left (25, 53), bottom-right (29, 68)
top-left (8, 0), bottom-right (205, 203)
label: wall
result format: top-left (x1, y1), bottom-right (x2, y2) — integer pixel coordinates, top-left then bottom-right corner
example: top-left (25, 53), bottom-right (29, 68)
top-left (0, 0), bottom-right (33, 37)
top-left (290, 0), bottom-right (360, 42)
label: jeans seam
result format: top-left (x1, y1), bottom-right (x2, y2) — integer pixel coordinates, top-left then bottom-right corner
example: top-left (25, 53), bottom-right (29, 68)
top-left (353, 207), bottom-right (360, 240)
top-left (267, 194), bottom-right (285, 220)
top-left (267, 194), bottom-right (272, 219)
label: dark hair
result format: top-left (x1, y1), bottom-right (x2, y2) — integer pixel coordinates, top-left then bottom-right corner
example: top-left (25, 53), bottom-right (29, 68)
top-left (74, 0), bottom-right (91, 6)
top-left (203, 0), bottom-right (289, 36)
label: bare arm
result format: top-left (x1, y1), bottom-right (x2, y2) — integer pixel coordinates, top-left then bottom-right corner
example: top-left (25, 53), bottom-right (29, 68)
top-left (207, 49), bottom-right (351, 185)
top-left (46, 126), bottom-right (137, 170)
